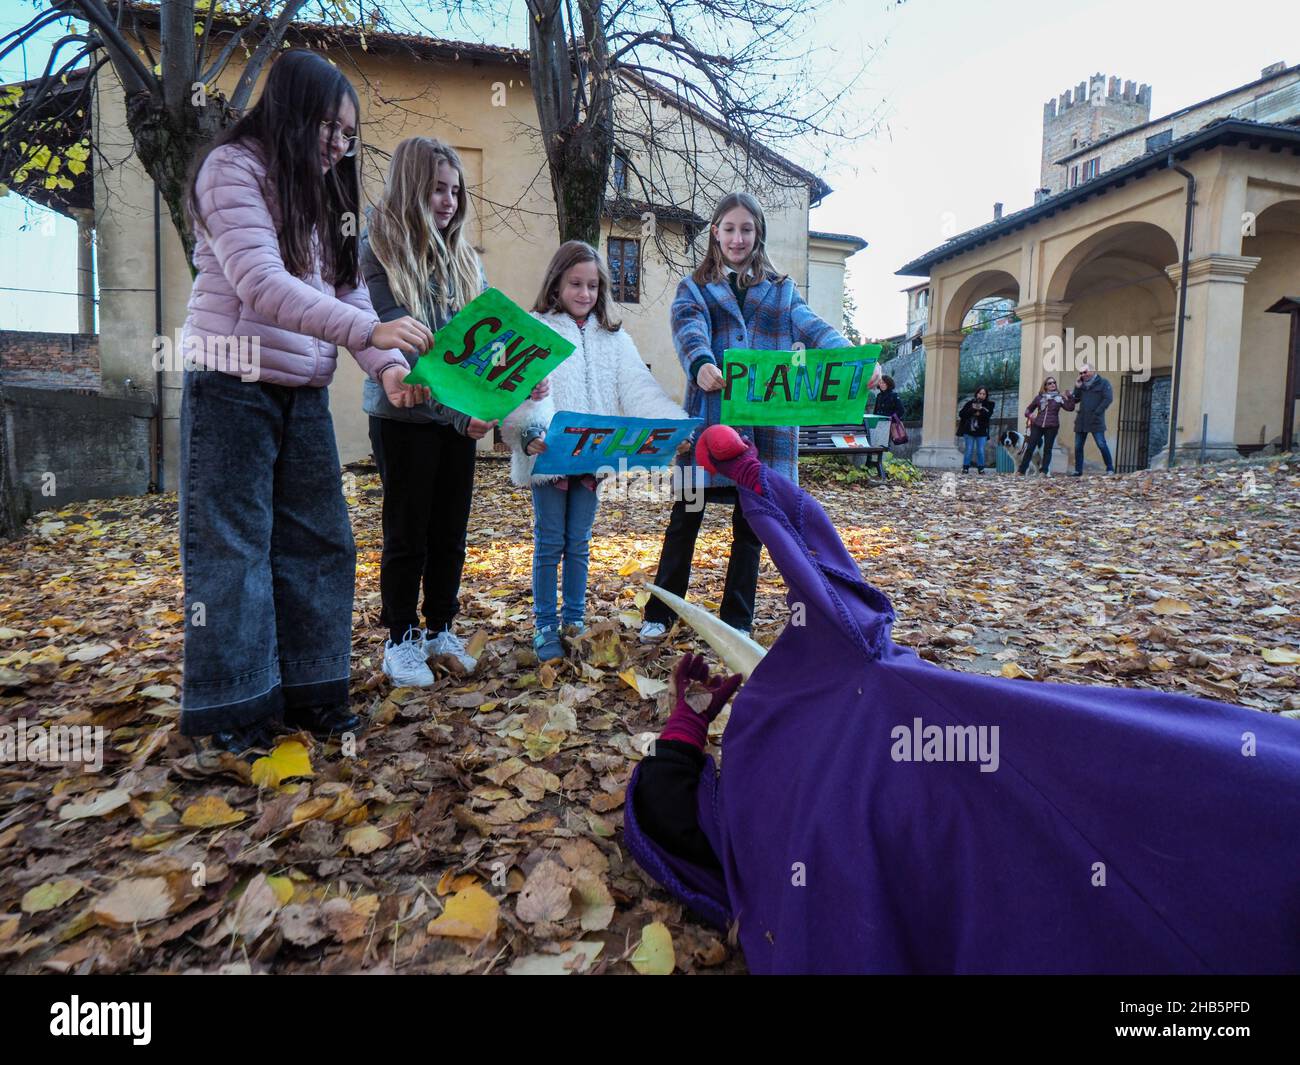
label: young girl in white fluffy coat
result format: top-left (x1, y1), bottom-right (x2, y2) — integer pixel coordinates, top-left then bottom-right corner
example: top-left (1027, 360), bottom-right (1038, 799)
top-left (503, 240), bottom-right (687, 662)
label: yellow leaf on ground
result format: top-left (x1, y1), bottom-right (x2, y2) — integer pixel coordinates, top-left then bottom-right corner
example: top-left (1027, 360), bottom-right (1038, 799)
top-left (250, 739), bottom-right (315, 789)
top-left (290, 797), bottom-right (333, 823)
top-left (630, 921), bottom-right (675, 975)
top-left (436, 869), bottom-right (480, 896)
top-left (344, 824), bottom-right (390, 854)
top-left (426, 885), bottom-right (499, 940)
top-left (129, 832), bottom-right (177, 851)
top-left (1151, 597), bottom-right (1193, 615)
top-left (266, 876), bottom-right (295, 906)
top-left (999, 662), bottom-right (1035, 679)
top-left (22, 878), bottom-right (83, 914)
top-left (1261, 647), bottom-right (1300, 664)
top-left (180, 795), bottom-right (246, 828)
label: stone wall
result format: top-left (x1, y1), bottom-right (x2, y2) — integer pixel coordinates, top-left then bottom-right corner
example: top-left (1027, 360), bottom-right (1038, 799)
top-left (1, 388), bottom-right (152, 518)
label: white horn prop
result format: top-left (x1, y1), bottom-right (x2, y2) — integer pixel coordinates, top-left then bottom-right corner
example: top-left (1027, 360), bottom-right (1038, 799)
top-left (646, 584), bottom-right (767, 679)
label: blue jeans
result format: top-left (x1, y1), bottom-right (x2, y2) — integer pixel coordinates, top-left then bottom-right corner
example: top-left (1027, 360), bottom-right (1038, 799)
top-left (962, 434), bottom-right (987, 468)
top-left (1075, 430), bottom-right (1114, 473)
top-left (531, 480), bottom-right (600, 631)
top-left (179, 370), bottom-right (355, 736)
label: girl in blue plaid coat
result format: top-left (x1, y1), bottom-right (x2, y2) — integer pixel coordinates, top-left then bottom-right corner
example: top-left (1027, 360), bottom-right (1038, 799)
top-left (642, 191), bottom-right (877, 640)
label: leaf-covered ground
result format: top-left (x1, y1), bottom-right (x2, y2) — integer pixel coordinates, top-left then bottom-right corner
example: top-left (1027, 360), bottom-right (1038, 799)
top-left (1, 454), bottom-right (1298, 973)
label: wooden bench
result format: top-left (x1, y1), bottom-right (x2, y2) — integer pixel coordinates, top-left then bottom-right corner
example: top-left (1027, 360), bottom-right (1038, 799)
top-left (797, 424), bottom-right (888, 479)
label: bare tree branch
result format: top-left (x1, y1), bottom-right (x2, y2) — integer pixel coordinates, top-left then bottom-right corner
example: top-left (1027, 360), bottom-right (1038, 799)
top-left (229, 0), bottom-right (308, 111)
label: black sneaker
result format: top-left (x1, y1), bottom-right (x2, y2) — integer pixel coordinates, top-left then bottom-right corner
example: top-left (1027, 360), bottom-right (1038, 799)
top-left (284, 703), bottom-right (363, 738)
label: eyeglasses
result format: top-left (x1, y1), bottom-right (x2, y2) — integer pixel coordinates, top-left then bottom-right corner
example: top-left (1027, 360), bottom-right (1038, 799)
top-left (320, 120), bottom-right (359, 158)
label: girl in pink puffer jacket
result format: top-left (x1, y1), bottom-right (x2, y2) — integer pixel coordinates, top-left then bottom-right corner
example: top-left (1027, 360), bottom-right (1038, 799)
top-left (179, 50), bottom-right (434, 753)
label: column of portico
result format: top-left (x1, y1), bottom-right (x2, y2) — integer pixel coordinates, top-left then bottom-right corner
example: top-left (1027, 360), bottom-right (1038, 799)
top-left (1161, 254), bottom-right (1260, 463)
top-left (913, 331), bottom-right (964, 469)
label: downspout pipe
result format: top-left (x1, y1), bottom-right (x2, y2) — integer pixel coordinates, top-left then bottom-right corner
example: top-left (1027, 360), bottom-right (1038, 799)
top-left (151, 183), bottom-right (163, 494)
top-left (1165, 154), bottom-right (1195, 470)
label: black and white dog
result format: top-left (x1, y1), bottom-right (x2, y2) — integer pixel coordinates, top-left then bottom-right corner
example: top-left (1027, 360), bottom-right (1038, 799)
top-left (999, 429), bottom-right (1045, 472)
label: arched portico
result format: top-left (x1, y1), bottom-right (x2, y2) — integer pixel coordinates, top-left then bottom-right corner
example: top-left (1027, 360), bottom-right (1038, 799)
top-left (916, 269), bottom-right (1021, 469)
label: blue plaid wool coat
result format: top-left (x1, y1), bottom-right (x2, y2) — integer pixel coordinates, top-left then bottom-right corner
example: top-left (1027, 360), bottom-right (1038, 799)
top-left (672, 273), bottom-right (849, 489)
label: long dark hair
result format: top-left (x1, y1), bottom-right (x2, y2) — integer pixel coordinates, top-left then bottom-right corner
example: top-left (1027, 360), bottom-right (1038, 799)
top-left (186, 50), bottom-right (362, 285)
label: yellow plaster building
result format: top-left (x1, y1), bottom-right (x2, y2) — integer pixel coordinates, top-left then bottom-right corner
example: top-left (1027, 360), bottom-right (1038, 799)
top-left (900, 63), bottom-right (1300, 471)
top-left (77, 10), bottom-right (862, 487)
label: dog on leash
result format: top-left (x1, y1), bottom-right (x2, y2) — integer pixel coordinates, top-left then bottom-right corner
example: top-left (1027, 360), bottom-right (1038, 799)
top-left (999, 429), bottom-right (1045, 472)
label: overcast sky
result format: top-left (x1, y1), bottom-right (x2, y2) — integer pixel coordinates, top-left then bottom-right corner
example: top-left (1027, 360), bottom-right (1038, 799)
top-left (0, 0), bottom-right (1292, 336)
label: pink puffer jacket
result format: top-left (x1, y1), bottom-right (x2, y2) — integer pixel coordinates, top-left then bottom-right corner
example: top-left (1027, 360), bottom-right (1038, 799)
top-left (182, 141), bottom-right (407, 387)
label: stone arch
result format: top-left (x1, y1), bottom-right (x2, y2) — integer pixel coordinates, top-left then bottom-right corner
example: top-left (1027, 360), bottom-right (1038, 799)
top-left (939, 269), bottom-right (1020, 335)
top-left (1045, 220), bottom-right (1181, 305)
top-left (1245, 188), bottom-right (1300, 230)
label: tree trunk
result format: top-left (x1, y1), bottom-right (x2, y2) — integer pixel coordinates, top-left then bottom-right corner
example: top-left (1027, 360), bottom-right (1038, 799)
top-left (124, 90), bottom-right (227, 275)
top-left (551, 123), bottom-right (611, 247)
top-left (528, 0), bottom-right (614, 248)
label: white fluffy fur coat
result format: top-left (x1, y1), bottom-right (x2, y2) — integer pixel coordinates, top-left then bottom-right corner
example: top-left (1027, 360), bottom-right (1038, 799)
top-left (501, 311), bottom-right (688, 486)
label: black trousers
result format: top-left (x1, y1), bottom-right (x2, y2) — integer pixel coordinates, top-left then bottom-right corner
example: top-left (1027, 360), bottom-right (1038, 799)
top-left (634, 739), bottom-right (722, 871)
top-left (1018, 424), bottom-right (1059, 474)
top-left (645, 487), bottom-right (763, 631)
top-left (368, 417), bottom-right (477, 643)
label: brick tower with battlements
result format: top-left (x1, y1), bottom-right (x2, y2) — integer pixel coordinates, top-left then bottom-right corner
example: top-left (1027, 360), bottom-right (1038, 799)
top-left (1040, 74), bottom-right (1151, 195)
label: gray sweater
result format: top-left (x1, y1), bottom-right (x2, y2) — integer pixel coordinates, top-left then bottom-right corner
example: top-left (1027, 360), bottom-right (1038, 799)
top-left (358, 231), bottom-right (487, 433)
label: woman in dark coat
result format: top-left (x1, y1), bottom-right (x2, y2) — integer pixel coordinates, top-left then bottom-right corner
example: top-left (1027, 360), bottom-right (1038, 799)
top-left (957, 386), bottom-right (994, 472)
top-left (870, 374), bottom-right (905, 448)
top-left (873, 374), bottom-right (905, 419)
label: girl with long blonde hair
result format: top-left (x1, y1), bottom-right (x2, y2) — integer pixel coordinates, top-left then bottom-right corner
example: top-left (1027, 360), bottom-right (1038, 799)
top-left (360, 137), bottom-right (546, 685)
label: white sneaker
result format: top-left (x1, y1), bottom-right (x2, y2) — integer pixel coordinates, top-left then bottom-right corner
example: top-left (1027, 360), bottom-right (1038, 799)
top-left (424, 628), bottom-right (477, 672)
top-left (639, 621), bottom-right (667, 642)
top-left (383, 627), bottom-right (434, 687)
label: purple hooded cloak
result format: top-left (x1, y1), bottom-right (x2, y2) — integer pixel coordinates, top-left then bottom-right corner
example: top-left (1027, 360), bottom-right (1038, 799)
top-left (624, 464), bottom-right (1300, 974)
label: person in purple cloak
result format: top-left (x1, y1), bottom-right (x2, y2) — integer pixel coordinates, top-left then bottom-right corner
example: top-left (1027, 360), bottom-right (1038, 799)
top-left (624, 424), bottom-right (1300, 975)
